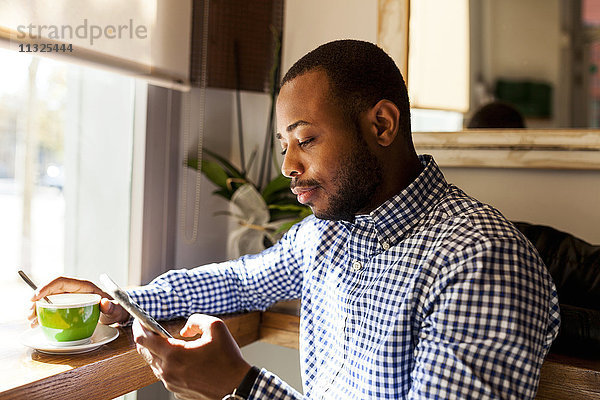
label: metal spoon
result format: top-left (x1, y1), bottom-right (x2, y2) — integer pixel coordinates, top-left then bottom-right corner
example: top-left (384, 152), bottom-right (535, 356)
top-left (18, 270), bottom-right (53, 304)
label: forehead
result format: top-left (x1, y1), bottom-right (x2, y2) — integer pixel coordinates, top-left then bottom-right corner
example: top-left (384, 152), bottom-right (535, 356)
top-left (278, 69), bottom-right (330, 106)
top-left (276, 70), bottom-right (341, 133)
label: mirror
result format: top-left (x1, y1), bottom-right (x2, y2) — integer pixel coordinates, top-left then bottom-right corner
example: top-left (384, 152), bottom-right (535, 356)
top-left (414, 0), bottom-right (600, 131)
top-left (469, 0), bottom-right (600, 129)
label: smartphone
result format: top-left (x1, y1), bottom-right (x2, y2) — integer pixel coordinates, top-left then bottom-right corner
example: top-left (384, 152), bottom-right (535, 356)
top-left (99, 273), bottom-right (173, 339)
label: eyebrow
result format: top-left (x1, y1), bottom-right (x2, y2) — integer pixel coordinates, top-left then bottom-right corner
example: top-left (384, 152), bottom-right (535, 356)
top-left (276, 120), bottom-right (312, 140)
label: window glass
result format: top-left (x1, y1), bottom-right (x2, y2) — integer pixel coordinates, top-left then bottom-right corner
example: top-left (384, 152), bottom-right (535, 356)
top-left (0, 48), bottom-right (137, 324)
top-left (411, 108), bottom-right (464, 132)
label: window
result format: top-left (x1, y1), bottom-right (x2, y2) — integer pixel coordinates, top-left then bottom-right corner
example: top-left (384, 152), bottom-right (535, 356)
top-left (0, 48), bottom-right (140, 323)
top-left (411, 108), bottom-right (464, 132)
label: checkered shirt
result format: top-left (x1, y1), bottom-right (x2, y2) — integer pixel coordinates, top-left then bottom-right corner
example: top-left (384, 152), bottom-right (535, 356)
top-left (128, 155), bottom-right (560, 399)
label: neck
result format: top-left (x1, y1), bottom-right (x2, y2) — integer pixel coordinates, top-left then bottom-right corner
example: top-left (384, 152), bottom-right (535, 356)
top-left (359, 151), bottom-right (423, 215)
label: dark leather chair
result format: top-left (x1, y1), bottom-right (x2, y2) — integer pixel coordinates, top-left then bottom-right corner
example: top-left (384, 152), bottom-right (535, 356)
top-left (513, 221), bottom-right (600, 357)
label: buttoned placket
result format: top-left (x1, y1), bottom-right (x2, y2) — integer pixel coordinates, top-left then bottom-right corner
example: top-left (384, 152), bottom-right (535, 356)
top-left (350, 260), bottom-right (363, 272)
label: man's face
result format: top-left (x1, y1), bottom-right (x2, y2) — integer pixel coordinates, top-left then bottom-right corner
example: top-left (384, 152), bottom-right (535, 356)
top-left (276, 70), bottom-right (382, 221)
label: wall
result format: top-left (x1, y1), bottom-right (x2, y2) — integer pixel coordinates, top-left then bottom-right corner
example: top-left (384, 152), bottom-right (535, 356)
top-left (441, 166), bottom-right (600, 244)
top-left (175, 88), bottom-right (236, 268)
top-left (282, 0), bottom-right (378, 73)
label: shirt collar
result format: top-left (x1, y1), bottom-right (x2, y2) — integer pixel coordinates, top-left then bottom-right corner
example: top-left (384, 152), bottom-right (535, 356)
top-left (341, 154), bottom-right (448, 246)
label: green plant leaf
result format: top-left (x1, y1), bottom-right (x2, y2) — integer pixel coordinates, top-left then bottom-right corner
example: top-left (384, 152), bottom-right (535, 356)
top-left (212, 188), bottom-right (233, 200)
top-left (204, 148), bottom-right (246, 180)
top-left (268, 209), bottom-right (295, 222)
top-left (262, 174), bottom-right (291, 203)
top-left (268, 204), bottom-right (306, 212)
top-left (186, 157), bottom-right (200, 170)
top-left (268, 203), bottom-right (312, 222)
top-left (201, 159), bottom-right (230, 189)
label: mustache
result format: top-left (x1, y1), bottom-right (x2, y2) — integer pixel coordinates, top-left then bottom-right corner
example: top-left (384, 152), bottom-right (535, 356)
top-left (290, 178), bottom-right (320, 190)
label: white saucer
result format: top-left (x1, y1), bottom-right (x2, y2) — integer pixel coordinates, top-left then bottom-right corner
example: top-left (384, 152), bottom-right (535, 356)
top-left (21, 324), bottom-right (119, 355)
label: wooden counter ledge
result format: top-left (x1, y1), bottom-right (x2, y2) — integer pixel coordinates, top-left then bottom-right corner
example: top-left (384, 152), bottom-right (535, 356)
top-left (2, 302), bottom-right (600, 400)
top-left (0, 312), bottom-right (260, 400)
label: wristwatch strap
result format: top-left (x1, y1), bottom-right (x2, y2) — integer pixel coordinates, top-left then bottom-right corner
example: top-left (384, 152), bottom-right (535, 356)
top-left (222, 366), bottom-right (260, 400)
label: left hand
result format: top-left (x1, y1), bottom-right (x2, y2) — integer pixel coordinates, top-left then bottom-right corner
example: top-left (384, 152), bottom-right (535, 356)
top-left (133, 314), bottom-right (251, 400)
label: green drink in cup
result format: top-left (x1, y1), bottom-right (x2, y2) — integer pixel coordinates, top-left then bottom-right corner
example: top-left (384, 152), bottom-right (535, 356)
top-left (36, 293), bottom-right (101, 346)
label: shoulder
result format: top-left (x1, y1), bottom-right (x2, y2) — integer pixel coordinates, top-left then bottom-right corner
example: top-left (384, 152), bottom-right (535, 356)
top-left (419, 184), bottom-right (541, 267)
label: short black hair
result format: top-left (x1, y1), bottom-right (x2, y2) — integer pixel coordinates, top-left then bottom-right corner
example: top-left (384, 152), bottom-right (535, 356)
top-left (281, 40), bottom-right (411, 139)
top-left (467, 101), bottom-right (526, 129)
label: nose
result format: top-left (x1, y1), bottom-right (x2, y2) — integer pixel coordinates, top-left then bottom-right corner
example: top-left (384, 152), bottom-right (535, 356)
top-left (281, 146), bottom-right (304, 178)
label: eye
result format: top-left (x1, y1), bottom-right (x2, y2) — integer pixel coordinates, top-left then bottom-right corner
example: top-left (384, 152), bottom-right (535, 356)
top-left (298, 138), bottom-right (314, 148)
top-left (280, 138), bottom-right (314, 156)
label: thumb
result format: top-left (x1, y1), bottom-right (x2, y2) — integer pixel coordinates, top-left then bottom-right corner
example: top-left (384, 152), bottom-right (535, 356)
top-left (100, 297), bottom-right (115, 314)
top-left (180, 313), bottom-right (217, 338)
top-left (99, 298), bottom-right (128, 324)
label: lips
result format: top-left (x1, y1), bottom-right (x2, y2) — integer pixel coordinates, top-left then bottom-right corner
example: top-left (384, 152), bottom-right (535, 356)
top-left (292, 186), bottom-right (318, 204)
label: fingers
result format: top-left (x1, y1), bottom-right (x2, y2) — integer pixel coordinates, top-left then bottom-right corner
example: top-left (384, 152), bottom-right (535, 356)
top-left (132, 319), bottom-right (155, 363)
top-left (136, 342), bottom-right (164, 383)
top-left (138, 344), bottom-right (157, 367)
top-left (134, 316), bottom-right (249, 399)
top-left (133, 319), bottom-right (177, 358)
top-left (28, 277), bottom-right (131, 326)
top-left (133, 320), bottom-right (152, 357)
top-left (28, 303), bottom-right (39, 328)
top-left (99, 298), bottom-right (129, 325)
top-left (31, 276), bottom-right (111, 302)
top-left (132, 320), bottom-right (172, 386)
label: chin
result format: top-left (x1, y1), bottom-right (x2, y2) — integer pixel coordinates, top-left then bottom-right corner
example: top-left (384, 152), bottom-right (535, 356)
top-left (310, 196), bottom-right (358, 222)
top-left (312, 208), bottom-right (355, 222)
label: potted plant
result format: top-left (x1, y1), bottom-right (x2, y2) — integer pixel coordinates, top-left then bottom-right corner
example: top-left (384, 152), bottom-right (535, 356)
top-left (187, 149), bottom-right (311, 257)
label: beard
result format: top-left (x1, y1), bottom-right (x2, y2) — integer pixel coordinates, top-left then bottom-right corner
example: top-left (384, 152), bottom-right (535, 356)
top-left (293, 134), bottom-right (383, 222)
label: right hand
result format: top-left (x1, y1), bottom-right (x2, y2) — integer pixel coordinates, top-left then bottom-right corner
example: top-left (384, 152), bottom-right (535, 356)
top-left (28, 276), bottom-right (130, 328)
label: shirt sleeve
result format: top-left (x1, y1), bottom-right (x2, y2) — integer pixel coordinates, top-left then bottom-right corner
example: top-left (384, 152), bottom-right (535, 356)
top-left (408, 236), bottom-right (561, 400)
top-left (127, 220), bottom-right (307, 320)
top-left (248, 369), bottom-right (304, 399)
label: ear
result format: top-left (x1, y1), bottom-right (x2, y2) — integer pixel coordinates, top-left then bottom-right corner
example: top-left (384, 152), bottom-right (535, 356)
top-left (367, 100), bottom-right (400, 147)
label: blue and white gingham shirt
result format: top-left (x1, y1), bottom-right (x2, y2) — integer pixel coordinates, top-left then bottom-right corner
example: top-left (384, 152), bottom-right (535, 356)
top-left (129, 155), bottom-right (560, 399)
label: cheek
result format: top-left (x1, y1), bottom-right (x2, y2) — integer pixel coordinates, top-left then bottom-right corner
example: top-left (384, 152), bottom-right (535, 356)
top-left (315, 155), bottom-right (345, 186)
top-left (304, 137), bottom-right (355, 184)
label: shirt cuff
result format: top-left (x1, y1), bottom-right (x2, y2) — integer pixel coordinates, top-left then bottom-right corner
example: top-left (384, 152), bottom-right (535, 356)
top-left (126, 284), bottom-right (175, 321)
top-left (248, 368), bottom-right (303, 400)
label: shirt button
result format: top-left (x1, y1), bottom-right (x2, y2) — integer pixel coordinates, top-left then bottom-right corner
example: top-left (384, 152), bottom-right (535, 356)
top-left (381, 241), bottom-right (390, 250)
top-left (351, 260), bottom-right (363, 272)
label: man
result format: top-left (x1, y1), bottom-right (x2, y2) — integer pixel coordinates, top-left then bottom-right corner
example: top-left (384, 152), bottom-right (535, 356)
top-left (31, 40), bottom-right (560, 399)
